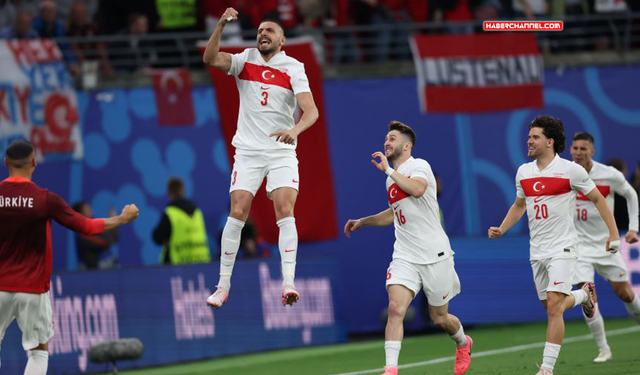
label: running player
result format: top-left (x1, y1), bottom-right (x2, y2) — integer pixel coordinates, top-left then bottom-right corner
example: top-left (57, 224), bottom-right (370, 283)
top-left (344, 121), bottom-right (472, 375)
top-left (488, 116), bottom-right (620, 375)
top-left (203, 8), bottom-right (319, 308)
top-left (0, 139), bottom-right (139, 375)
top-left (570, 131), bottom-right (640, 363)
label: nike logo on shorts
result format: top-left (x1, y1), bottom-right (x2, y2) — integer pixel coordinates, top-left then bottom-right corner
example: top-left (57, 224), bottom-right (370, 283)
top-left (292, 179), bottom-right (299, 183)
top-left (224, 252), bottom-right (235, 256)
top-left (442, 292), bottom-right (450, 299)
top-left (285, 249), bottom-right (296, 253)
top-left (619, 272), bottom-right (627, 277)
top-left (553, 281), bottom-right (564, 285)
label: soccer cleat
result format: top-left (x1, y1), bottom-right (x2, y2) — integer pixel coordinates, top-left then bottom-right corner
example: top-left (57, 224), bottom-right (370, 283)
top-left (281, 284), bottom-right (300, 306)
top-left (380, 366), bottom-right (398, 375)
top-left (534, 365), bottom-right (553, 375)
top-left (454, 335), bottom-right (473, 375)
top-left (206, 287), bottom-right (229, 309)
top-left (593, 348), bottom-right (612, 363)
top-left (581, 282), bottom-right (596, 318)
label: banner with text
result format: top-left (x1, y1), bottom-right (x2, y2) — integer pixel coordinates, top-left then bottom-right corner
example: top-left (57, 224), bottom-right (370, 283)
top-left (0, 39), bottom-right (83, 161)
top-left (410, 33), bottom-right (544, 113)
top-left (0, 258), bottom-right (346, 374)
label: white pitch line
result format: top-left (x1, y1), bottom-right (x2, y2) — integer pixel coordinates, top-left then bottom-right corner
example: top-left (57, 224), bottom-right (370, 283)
top-left (329, 325), bottom-right (640, 375)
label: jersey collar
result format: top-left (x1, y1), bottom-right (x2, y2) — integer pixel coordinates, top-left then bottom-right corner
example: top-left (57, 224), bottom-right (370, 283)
top-left (3, 176), bottom-right (33, 183)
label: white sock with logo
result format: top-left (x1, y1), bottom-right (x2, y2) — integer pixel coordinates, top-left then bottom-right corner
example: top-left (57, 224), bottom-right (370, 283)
top-left (450, 325), bottom-right (468, 348)
top-left (541, 342), bottom-right (561, 371)
top-left (24, 350), bottom-right (48, 375)
top-left (218, 217), bottom-right (245, 290)
top-left (277, 217), bottom-right (297, 286)
top-left (384, 341), bottom-right (401, 368)
top-left (583, 303), bottom-right (609, 351)
top-left (571, 289), bottom-right (588, 307)
top-left (624, 294), bottom-right (640, 324)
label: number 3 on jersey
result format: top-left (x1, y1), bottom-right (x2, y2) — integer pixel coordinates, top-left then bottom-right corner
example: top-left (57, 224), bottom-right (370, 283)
top-left (261, 91), bottom-right (269, 106)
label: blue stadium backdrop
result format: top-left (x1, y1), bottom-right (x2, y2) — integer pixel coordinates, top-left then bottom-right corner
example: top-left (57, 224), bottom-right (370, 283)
top-left (1, 65), bottom-right (640, 373)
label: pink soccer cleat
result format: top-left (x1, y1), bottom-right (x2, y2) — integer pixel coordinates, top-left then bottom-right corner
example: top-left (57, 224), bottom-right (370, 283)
top-left (281, 284), bottom-right (300, 306)
top-left (380, 366), bottom-right (398, 375)
top-left (454, 335), bottom-right (473, 375)
top-left (581, 282), bottom-right (596, 318)
top-left (206, 287), bottom-right (229, 309)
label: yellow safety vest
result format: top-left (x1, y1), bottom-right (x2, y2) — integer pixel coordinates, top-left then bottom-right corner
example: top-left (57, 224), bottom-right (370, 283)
top-left (156, 0), bottom-right (197, 29)
top-left (163, 206), bottom-right (211, 264)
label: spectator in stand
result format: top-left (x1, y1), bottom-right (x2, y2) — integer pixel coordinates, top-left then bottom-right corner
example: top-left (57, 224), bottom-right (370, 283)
top-left (513, 0), bottom-right (548, 19)
top-left (67, 0), bottom-right (113, 76)
top-left (72, 201), bottom-right (120, 270)
top-left (0, 0), bottom-right (40, 29)
top-left (33, 1), bottom-right (80, 74)
top-left (109, 13), bottom-right (158, 72)
top-left (0, 9), bottom-right (38, 38)
top-left (94, 0), bottom-right (158, 35)
top-left (369, 0), bottom-right (413, 61)
top-left (330, 0), bottom-right (362, 64)
top-left (432, 0), bottom-right (474, 34)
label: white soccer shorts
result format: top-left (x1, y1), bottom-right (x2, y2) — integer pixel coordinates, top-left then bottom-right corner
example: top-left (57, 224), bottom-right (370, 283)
top-left (531, 253), bottom-right (577, 300)
top-left (229, 149), bottom-right (299, 198)
top-left (573, 252), bottom-right (629, 284)
top-left (0, 291), bottom-right (54, 350)
top-left (385, 256), bottom-right (460, 307)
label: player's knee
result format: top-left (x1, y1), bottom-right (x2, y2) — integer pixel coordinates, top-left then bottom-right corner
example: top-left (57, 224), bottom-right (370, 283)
top-left (274, 202), bottom-right (294, 219)
top-left (545, 298), bottom-right (563, 317)
top-left (388, 301), bottom-right (407, 320)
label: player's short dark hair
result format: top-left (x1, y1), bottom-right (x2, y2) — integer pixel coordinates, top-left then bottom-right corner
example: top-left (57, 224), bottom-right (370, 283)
top-left (529, 115), bottom-right (565, 153)
top-left (167, 177), bottom-right (184, 198)
top-left (573, 132), bottom-right (594, 144)
top-left (5, 139), bottom-right (35, 168)
top-left (388, 120), bottom-right (416, 147)
top-left (259, 18), bottom-right (285, 35)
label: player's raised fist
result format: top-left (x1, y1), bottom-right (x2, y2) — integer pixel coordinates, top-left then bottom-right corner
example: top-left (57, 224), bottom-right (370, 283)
top-left (625, 230), bottom-right (639, 244)
top-left (121, 204), bottom-right (139, 223)
top-left (221, 7), bottom-right (238, 24)
top-left (344, 219), bottom-right (363, 238)
top-left (488, 226), bottom-right (503, 239)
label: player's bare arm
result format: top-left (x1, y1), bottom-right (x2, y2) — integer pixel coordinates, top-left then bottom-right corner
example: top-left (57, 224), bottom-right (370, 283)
top-left (586, 188), bottom-right (621, 252)
top-left (618, 180), bottom-right (639, 243)
top-left (202, 7), bottom-right (237, 71)
top-left (371, 151), bottom-right (427, 197)
top-left (103, 204), bottom-right (140, 231)
top-left (488, 197), bottom-right (526, 239)
top-left (344, 208), bottom-right (394, 238)
top-left (269, 92), bottom-right (319, 145)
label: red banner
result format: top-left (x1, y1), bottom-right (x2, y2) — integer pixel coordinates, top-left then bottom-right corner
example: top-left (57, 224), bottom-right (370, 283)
top-left (201, 39), bottom-right (338, 243)
top-left (151, 68), bottom-right (195, 126)
top-left (410, 33), bottom-right (544, 113)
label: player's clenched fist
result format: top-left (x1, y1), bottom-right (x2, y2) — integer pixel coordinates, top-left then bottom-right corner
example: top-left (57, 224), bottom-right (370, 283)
top-left (121, 204), bottom-right (140, 223)
top-left (221, 7), bottom-right (238, 24)
top-left (488, 226), bottom-right (503, 239)
top-left (344, 219), bottom-right (363, 238)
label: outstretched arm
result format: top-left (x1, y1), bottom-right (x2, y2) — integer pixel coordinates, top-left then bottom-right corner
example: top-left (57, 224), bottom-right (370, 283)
top-left (344, 208), bottom-right (393, 238)
top-left (103, 204), bottom-right (139, 231)
top-left (202, 7), bottom-right (238, 71)
top-left (587, 188), bottom-right (621, 252)
top-left (488, 197), bottom-right (526, 238)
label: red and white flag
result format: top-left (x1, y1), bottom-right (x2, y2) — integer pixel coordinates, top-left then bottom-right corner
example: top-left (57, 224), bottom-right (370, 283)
top-left (151, 68), bottom-right (195, 126)
top-left (410, 33), bottom-right (544, 113)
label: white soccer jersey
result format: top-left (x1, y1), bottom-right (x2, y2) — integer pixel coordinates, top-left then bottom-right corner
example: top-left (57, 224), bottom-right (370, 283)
top-left (227, 48), bottom-right (311, 151)
top-left (574, 161), bottom-right (639, 258)
top-left (516, 154), bottom-right (596, 260)
top-left (386, 157), bottom-right (453, 264)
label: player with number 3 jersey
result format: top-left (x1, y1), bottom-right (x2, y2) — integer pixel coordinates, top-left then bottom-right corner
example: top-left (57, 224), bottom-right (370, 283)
top-left (203, 8), bottom-right (319, 309)
top-left (344, 121), bottom-right (472, 375)
top-left (488, 116), bottom-right (620, 375)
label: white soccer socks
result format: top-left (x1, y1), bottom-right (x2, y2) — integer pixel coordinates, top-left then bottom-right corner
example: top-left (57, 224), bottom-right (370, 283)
top-left (624, 294), bottom-right (640, 324)
top-left (570, 289), bottom-right (588, 307)
top-left (218, 217), bottom-right (245, 290)
top-left (384, 340), bottom-right (401, 368)
top-left (277, 217), bottom-right (298, 286)
top-left (583, 303), bottom-right (610, 351)
top-left (541, 342), bottom-right (561, 372)
top-left (450, 325), bottom-right (469, 348)
top-left (24, 350), bottom-right (48, 375)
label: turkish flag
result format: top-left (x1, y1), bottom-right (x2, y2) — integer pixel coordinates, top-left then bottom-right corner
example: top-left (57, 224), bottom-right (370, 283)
top-left (151, 68), bottom-right (195, 126)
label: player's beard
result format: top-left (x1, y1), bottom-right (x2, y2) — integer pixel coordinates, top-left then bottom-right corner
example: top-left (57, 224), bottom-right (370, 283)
top-left (258, 42), bottom-right (278, 56)
top-left (386, 147), bottom-right (402, 163)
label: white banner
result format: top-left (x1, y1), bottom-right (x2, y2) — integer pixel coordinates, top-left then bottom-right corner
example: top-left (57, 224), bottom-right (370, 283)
top-left (0, 39), bottom-right (83, 162)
